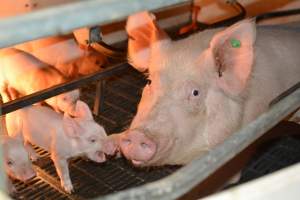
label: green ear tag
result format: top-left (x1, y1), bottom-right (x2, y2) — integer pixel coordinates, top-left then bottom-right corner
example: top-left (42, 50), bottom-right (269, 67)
top-left (230, 39), bottom-right (241, 48)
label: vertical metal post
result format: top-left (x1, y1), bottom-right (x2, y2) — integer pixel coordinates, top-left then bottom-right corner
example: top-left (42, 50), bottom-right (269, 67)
top-left (93, 80), bottom-right (106, 116)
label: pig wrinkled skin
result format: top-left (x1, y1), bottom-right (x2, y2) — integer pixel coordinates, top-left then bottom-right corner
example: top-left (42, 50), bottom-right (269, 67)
top-left (5, 100), bottom-right (115, 193)
top-left (15, 36), bottom-right (106, 78)
top-left (115, 12), bottom-right (300, 166)
top-left (0, 48), bottom-right (79, 114)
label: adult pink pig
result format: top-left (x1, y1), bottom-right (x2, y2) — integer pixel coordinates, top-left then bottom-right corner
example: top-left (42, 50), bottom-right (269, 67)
top-left (115, 12), bottom-right (300, 166)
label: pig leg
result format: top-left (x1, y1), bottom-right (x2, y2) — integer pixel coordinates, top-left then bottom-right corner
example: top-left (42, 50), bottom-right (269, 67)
top-left (7, 87), bottom-right (20, 100)
top-left (24, 141), bottom-right (39, 161)
top-left (51, 154), bottom-right (73, 193)
top-left (0, 84), bottom-right (12, 103)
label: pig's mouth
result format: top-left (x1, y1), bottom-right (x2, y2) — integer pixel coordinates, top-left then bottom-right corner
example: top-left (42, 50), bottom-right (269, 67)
top-left (131, 159), bottom-right (144, 166)
top-left (9, 170), bottom-right (36, 182)
top-left (87, 151), bottom-right (106, 163)
top-left (126, 136), bottom-right (175, 167)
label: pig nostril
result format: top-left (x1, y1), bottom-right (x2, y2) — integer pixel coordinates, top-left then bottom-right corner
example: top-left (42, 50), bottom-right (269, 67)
top-left (140, 142), bottom-right (149, 149)
top-left (122, 138), bottom-right (131, 145)
top-left (96, 151), bottom-right (103, 156)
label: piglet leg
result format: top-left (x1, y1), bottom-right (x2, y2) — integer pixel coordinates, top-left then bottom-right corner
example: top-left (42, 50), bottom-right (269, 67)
top-left (51, 154), bottom-right (73, 193)
top-left (0, 84), bottom-right (11, 103)
top-left (24, 141), bottom-right (39, 161)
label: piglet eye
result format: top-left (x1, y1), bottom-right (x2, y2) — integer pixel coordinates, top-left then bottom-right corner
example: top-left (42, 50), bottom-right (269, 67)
top-left (192, 89), bottom-right (199, 96)
top-left (146, 79), bottom-right (152, 85)
top-left (89, 138), bottom-right (96, 143)
top-left (7, 160), bottom-right (14, 166)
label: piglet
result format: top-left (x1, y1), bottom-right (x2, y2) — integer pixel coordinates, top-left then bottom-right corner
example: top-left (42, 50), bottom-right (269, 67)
top-left (0, 48), bottom-right (79, 114)
top-left (14, 36), bottom-right (106, 78)
top-left (1, 136), bottom-right (36, 182)
top-left (5, 100), bottom-right (113, 193)
top-left (1, 113), bottom-right (35, 191)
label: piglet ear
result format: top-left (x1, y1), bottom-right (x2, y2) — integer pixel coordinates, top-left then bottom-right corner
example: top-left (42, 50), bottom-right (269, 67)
top-left (210, 19), bottom-right (256, 96)
top-left (126, 11), bottom-right (170, 72)
top-left (73, 100), bottom-right (93, 120)
top-left (63, 113), bottom-right (80, 138)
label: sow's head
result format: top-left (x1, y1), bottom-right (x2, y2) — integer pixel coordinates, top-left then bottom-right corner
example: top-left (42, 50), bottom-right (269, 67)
top-left (119, 11), bottom-right (256, 166)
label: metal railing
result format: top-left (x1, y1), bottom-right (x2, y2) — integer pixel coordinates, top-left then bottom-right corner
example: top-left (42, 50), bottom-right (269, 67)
top-left (0, 0), bottom-right (189, 48)
top-left (0, 0), bottom-right (300, 199)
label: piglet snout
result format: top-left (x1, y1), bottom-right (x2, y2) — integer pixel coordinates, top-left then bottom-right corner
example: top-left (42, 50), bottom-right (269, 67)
top-left (21, 168), bottom-right (36, 181)
top-left (102, 137), bottom-right (119, 156)
top-left (94, 151), bottom-right (106, 163)
top-left (120, 131), bottom-right (156, 165)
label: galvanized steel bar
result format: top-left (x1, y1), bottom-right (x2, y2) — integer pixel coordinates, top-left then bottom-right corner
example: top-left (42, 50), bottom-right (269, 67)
top-left (99, 87), bottom-right (300, 200)
top-left (0, 0), bottom-right (189, 48)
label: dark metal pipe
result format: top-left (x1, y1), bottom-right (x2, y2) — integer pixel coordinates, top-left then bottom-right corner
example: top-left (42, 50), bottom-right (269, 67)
top-left (0, 63), bottom-right (129, 115)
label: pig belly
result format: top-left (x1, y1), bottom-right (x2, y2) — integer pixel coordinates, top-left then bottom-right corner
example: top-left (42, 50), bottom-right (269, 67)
top-left (0, 48), bottom-right (48, 93)
top-left (20, 106), bottom-right (63, 151)
top-left (15, 36), bottom-right (85, 66)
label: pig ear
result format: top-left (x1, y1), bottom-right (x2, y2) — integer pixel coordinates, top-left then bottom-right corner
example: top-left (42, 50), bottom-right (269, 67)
top-left (126, 11), bottom-right (170, 72)
top-left (73, 100), bottom-right (93, 120)
top-left (63, 114), bottom-right (80, 138)
top-left (210, 19), bottom-right (256, 95)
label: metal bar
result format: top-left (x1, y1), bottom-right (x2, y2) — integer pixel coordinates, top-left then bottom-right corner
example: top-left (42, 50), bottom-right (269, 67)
top-left (270, 81), bottom-right (300, 107)
top-left (256, 8), bottom-right (300, 23)
top-left (93, 80), bottom-right (106, 116)
top-left (0, 63), bottom-right (129, 115)
top-left (0, 0), bottom-right (189, 48)
top-left (99, 88), bottom-right (300, 200)
top-left (203, 162), bottom-right (300, 200)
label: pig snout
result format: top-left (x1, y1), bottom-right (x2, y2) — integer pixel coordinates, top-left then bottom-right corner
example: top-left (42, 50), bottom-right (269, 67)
top-left (120, 131), bottom-right (156, 166)
top-left (86, 151), bottom-right (106, 163)
top-left (21, 168), bottom-right (36, 181)
top-left (102, 137), bottom-right (119, 156)
top-left (10, 167), bottom-right (36, 182)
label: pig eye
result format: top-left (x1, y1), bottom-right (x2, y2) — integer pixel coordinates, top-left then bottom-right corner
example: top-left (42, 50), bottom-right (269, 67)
top-left (146, 79), bottom-right (152, 85)
top-left (89, 138), bottom-right (96, 143)
top-left (6, 159), bottom-right (14, 166)
top-left (192, 89), bottom-right (199, 96)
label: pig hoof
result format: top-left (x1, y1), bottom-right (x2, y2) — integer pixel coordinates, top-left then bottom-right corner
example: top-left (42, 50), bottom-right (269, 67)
top-left (62, 183), bottom-right (74, 193)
